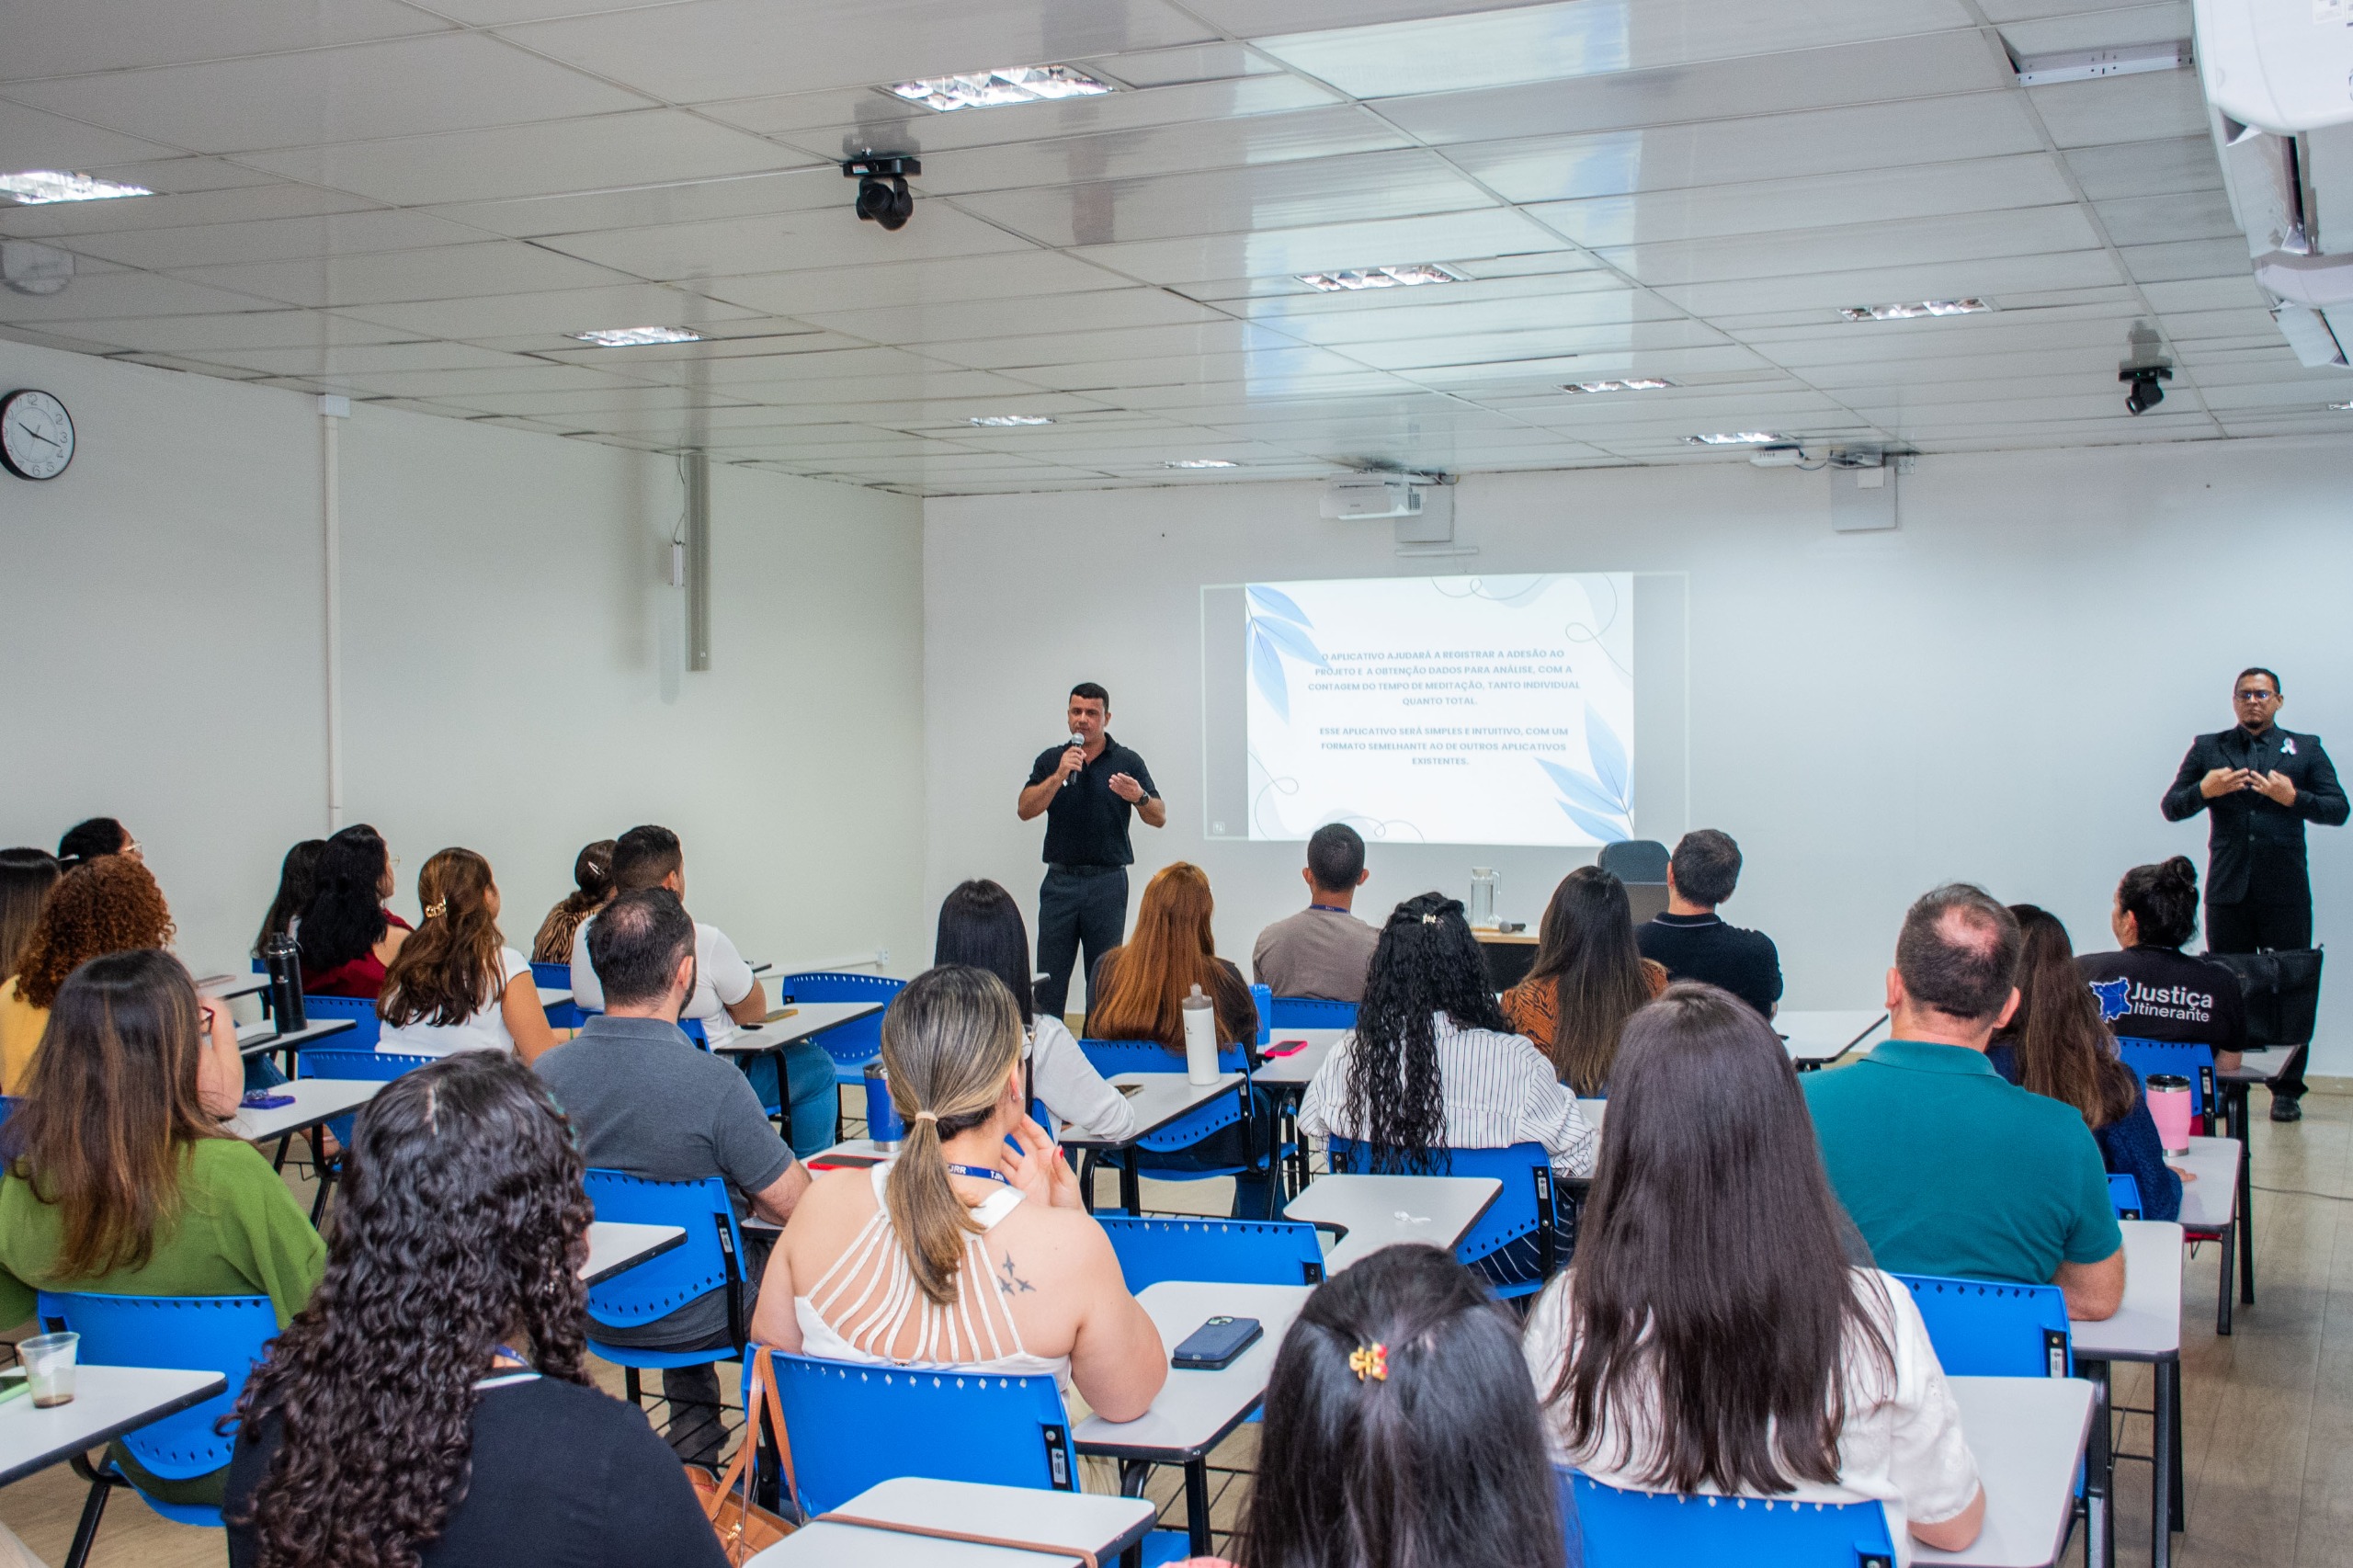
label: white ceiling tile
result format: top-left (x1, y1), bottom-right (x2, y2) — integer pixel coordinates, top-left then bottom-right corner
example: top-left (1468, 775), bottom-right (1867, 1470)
top-left (0, 97), bottom-right (182, 169)
top-left (2063, 136), bottom-right (2222, 200)
top-left (2093, 188), bottom-right (2240, 247)
top-left (186, 342), bottom-right (551, 376)
top-left (1063, 207), bottom-right (1571, 287)
top-left (17, 310), bottom-right (414, 353)
top-left (0, 182), bottom-right (384, 241)
top-left (792, 287), bottom-right (1222, 345)
top-left (2138, 275), bottom-right (2268, 312)
top-left (0, 268), bottom-right (287, 322)
top-left (538, 200), bottom-right (1033, 283)
top-left (1994, 0), bottom-right (2189, 53)
top-left (1081, 41), bottom-right (1280, 88)
top-left (1597, 205), bottom-right (2102, 288)
top-left (2120, 237), bottom-right (2263, 282)
top-left (1651, 249), bottom-right (2122, 316)
top-left (61, 209), bottom-right (499, 270)
top-left (422, 169), bottom-right (845, 242)
top-left (712, 75), bottom-right (1336, 154)
top-left (0, 0), bottom-right (447, 82)
top-left (165, 240), bottom-right (638, 308)
top-left (917, 107), bottom-right (1409, 198)
top-left (2027, 67), bottom-right (2212, 148)
top-left (333, 281), bottom-right (766, 340)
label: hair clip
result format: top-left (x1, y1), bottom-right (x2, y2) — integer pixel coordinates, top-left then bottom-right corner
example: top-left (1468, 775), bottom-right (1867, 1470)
top-left (422, 900), bottom-right (448, 919)
top-left (1420, 912), bottom-right (1438, 926)
top-left (1348, 1343), bottom-right (1389, 1382)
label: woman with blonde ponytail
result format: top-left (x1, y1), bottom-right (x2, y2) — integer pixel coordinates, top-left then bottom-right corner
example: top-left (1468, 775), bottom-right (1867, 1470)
top-left (378, 849), bottom-right (560, 1063)
top-left (751, 965), bottom-right (1166, 1421)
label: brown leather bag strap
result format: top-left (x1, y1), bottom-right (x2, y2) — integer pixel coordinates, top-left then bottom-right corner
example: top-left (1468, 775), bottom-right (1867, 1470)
top-left (816, 1512), bottom-right (1098, 1568)
top-left (748, 1346), bottom-right (799, 1506)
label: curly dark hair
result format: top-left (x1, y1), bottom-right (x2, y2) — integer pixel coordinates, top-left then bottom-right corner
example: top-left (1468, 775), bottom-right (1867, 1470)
top-left (227, 1052), bottom-right (593, 1568)
top-left (1347, 892), bottom-right (1509, 1173)
top-left (11, 857), bottom-right (176, 1010)
top-left (297, 824), bottom-right (392, 976)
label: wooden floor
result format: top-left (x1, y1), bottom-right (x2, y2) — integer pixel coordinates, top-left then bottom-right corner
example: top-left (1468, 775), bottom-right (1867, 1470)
top-left (4, 1086), bottom-right (2346, 1566)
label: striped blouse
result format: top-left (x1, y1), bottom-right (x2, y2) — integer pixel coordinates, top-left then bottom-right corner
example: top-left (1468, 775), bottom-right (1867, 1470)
top-left (1296, 1013), bottom-right (1597, 1176)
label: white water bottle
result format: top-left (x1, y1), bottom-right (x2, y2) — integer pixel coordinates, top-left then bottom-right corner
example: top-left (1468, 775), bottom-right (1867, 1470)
top-left (1180, 983), bottom-right (1219, 1085)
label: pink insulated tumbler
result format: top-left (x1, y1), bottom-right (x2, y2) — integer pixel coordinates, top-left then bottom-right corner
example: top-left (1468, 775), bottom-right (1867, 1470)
top-left (2145, 1073), bottom-right (2194, 1156)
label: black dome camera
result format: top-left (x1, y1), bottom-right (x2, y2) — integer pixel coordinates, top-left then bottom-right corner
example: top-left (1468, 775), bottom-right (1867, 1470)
top-left (843, 154), bottom-right (920, 232)
top-left (2120, 364), bottom-right (2172, 415)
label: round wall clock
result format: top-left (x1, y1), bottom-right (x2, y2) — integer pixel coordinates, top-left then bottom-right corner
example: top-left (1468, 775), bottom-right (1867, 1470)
top-left (1, 389), bottom-right (74, 480)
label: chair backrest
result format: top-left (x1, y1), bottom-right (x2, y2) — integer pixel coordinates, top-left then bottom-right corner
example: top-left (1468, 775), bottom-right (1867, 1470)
top-left (1597, 840), bottom-right (1671, 884)
top-left (36, 1292), bottom-right (278, 1481)
top-left (1078, 1040), bottom-right (1252, 1156)
top-left (1893, 1273), bottom-right (2071, 1378)
top-left (1268, 997), bottom-right (1357, 1029)
top-left (1325, 1139), bottom-right (1558, 1289)
top-left (774, 971), bottom-right (903, 1066)
top-left (1567, 1471), bottom-right (1898, 1568)
top-left (1079, 1038), bottom-right (1248, 1075)
top-left (2113, 1038), bottom-right (2214, 1119)
top-left (297, 1048), bottom-right (436, 1145)
top-left (1097, 1216), bottom-right (1324, 1290)
top-left (529, 960), bottom-right (572, 990)
top-left (770, 1351), bottom-right (1077, 1517)
top-left (2109, 1173), bottom-right (2144, 1221)
top-left (582, 1170), bottom-right (748, 1348)
top-left (299, 993), bottom-right (381, 1047)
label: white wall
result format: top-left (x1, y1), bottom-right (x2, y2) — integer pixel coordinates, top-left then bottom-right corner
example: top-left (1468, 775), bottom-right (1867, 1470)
top-left (0, 336), bottom-right (928, 984)
top-left (926, 438), bottom-right (2353, 1075)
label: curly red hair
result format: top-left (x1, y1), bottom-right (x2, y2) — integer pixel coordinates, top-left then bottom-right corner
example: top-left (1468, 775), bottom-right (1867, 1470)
top-left (10, 858), bottom-right (176, 1010)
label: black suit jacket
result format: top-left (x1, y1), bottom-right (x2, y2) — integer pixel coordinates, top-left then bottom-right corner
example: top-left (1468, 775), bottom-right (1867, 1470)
top-left (2162, 725), bottom-right (2348, 904)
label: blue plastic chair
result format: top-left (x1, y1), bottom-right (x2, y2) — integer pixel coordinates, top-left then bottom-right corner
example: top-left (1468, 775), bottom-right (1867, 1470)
top-left (1567, 1470), bottom-right (1898, 1568)
top-left (1894, 1273), bottom-right (2073, 1378)
top-left (298, 993), bottom-right (381, 1048)
top-left (1324, 1139), bottom-right (1562, 1299)
top-left (293, 1048), bottom-right (436, 1222)
top-left (1097, 1215), bottom-right (1324, 1291)
top-left (583, 1170), bottom-right (749, 1409)
top-left (2113, 1038), bottom-right (2215, 1124)
top-left (2109, 1173), bottom-right (2145, 1220)
top-left (774, 971), bottom-right (904, 1084)
top-left (531, 960), bottom-right (585, 1028)
top-left (36, 1292), bottom-right (278, 1538)
top-left (1268, 997), bottom-right (1357, 1029)
top-left (1078, 1040), bottom-right (1267, 1213)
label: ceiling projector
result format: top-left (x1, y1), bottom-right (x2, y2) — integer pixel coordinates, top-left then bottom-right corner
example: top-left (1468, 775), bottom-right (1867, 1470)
top-left (2195, 0), bottom-right (2353, 132)
top-left (1320, 473), bottom-right (1427, 519)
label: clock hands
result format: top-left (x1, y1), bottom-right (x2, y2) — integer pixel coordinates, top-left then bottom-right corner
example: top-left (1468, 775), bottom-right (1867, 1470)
top-left (11, 424), bottom-right (60, 450)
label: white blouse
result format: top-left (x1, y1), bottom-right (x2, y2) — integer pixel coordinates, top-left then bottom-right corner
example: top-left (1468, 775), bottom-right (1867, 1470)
top-left (1297, 1013), bottom-right (1597, 1176)
top-left (1522, 1267), bottom-right (1982, 1567)
top-left (377, 947), bottom-right (531, 1058)
top-left (1028, 1015), bottom-right (1136, 1142)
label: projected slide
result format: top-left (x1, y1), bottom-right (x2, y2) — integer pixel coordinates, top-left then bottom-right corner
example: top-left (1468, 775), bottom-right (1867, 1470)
top-left (1244, 574), bottom-right (1635, 846)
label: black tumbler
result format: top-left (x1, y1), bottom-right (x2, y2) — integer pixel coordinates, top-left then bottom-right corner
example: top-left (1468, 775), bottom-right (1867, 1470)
top-left (263, 933), bottom-right (305, 1033)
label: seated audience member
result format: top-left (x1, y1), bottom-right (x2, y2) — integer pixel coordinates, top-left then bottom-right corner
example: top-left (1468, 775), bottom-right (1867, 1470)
top-left (2077, 856), bottom-right (2249, 1074)
top-left (55, 817), bottom-right (137, 869)
top-left (376, 849), bottom-right (559, 1064)
top-left (0, 847), bottom-right (61, 981)
top-left (225, 1053), bottom-right (727, 1568)
top-left (532, 837), bottom-right (615, 966)
top-left (934, 879), bottom-right (1133, 1141)
top-left (1803, 884), bottom-right (2124, 1320)
top-left (1502, 866), bottom-right (1667, 1095)
top-left (1300, 894), bottom-right (1594, 1282)
top-left (296, 824), bottom-right (410, 998)
top-left (1993, 905), bottom-right (2183, 1222)
top-left (2, 857), bottom-right (177, 1094)
top-left (751, 965), bottom-right (1165, 1422)
top-left (1186, 1244), bottom-right (1565, 1568)
top-left (1528, 984), bottom-right (1984, 1560)
top-left (1251, 823), bottom-right (1381, 1003)
top-left (3, 951), bottom-right (324, 1507)
top-left (1636, 828), bottom-right (1783, 1017)
top-left (252, 839), bottom-right (324, 958)
top-left (537, 889), bottom-right (806, 1465)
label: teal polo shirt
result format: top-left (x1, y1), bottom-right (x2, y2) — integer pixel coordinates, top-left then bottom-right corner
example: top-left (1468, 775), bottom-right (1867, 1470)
top-left (1802, 1039), bottom-right (2122, 1286)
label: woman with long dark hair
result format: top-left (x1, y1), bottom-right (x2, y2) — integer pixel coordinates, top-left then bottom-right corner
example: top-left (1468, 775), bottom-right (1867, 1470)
top-left (378, 849), bottom-right (559, 1063)
top-left (252, 839), bottom-right (324, 958)
top-left (2077, 856), bottom-right (2249, 1072)
top-left (1, 950), bottom-right (323, 1506)
top-left (934, 879), bottom-right (1132, 1140)
top-left (0, 846), bottom-right (60, 983)
top-left (1991, 905), bottom-right (2181, 1221)
top-left (1502, 867), bottom-right (1667, 1094)
top-left (1, 857), bottom-right (178, 1095)
top-left (296, 824), bottom-right (410, 997)
top-left (225, 1052), bottom-right (724, 1568)
top-left (1526, 983), bottom-right (1984, 1558)
top-left (1084, 862), bottom-right (1257, 1051)
top-left (532, 838), bottom-right (615, 966)
top-left (1192, 1244), bottom-right (1567, 1568)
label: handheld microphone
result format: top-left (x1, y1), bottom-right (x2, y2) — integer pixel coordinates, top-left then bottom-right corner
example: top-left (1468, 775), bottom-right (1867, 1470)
top-left (1062, 732), bottom-right (1086, 787)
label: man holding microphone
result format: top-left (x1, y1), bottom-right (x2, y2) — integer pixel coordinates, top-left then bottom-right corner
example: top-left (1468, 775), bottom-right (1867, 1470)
top-left (1018, 682), bottom-right (1165, 1021)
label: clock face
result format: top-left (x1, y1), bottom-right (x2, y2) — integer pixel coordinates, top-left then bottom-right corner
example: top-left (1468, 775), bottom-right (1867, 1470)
top-left (0, 389), bottom-right (73, 480)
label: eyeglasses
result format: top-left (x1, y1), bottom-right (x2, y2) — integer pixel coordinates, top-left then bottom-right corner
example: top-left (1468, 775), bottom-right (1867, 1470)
top-left (2234, 690), bottom-right (2279, 703)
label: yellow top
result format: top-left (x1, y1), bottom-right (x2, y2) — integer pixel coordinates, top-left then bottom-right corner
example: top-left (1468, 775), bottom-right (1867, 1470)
top-left (0, 978), bottom-right (48, 1096)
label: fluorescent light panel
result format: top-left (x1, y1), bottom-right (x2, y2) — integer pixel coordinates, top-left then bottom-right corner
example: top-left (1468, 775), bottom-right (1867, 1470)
top-left (1686, 432), bottom-right (1791, 445)
top-left (567, 325), bottom-right (701, 347)
top-left (1297, 264), bottom-right (1465, 293)
top-left (1165, 458), bottom-right (1238, 468)
top-left (2330, 401), bottom-right (2353, 411)
top-left (968, 415), bottom-right (1054, 426)
top-left (0, 170), bottom-right (153, 204)
top-left (1839, 298), bottom-right (1990, 322)
top-left (1562, 379), bottom-right (1675, 393)
top-left (888, 64), bottom-right (1113, 112)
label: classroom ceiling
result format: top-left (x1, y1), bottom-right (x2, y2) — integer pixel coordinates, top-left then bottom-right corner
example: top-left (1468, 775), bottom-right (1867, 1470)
top-left (2, 0), bottom-right (2346, 495)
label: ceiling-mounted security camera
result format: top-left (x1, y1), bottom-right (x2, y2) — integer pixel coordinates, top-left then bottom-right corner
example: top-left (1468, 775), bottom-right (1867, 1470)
top-left (2119, 322), bottom-right (2172, 415)
top-left (842, 153), bottom-right (919, 232)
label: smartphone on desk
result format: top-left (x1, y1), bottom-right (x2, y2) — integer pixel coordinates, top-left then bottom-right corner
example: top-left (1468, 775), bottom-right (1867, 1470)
top-left (240, 1090), bottom-right (295, 1109)
top-left (1172, 1315), bottom-right (1262, 1370)
top-left (1264, 1040), bottom-right (1309, 1058)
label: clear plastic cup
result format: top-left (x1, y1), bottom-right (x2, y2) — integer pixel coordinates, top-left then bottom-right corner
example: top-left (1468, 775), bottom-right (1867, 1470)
top-left (19, 1331), bottom-right (79, 1408)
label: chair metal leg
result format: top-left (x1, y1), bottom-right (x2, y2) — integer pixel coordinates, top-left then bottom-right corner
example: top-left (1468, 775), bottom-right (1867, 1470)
top-left (625, 1366), bottom-right (642, 1407)
top-left (62, 1471), bottom-right (113, 1568)
top-left (1182, 1459), bottom-right (1214, 1557)
top-left (2153, 1359), bottom-right (2177, 1568)
top-left (2166, 1359), bottom-right (2185, 1533)
top-left (2082, 1358), bottom-right (2114, 1568)
top-left (2217, 1221), bottom-right (2235, 1336)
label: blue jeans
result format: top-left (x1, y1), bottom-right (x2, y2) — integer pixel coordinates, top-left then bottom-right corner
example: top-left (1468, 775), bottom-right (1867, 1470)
top-left (738, 1040), bottom-right (844, 1158)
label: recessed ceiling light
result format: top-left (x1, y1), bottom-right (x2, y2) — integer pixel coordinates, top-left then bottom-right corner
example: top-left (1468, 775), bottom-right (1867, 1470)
top-left (1838, 298), bottom-right (1991, 322)
top-left (1165, 458), bottom-right (1238, 468)
top-left (968, 415), bottom-right (1054, 426)
top-left (1296, 264), bottom-right (1465, 293)
top-left (2330, 400), bottom-right (2353, 411)
top-left (1685, 432), bottom-right (1792, 446)
top-left (888, 64), bottom-right (1113, 112)
top-left (567, 325), bottom-right (702, 347)
top-left (1562, 379), bottom-right (1676, 393)
top-left (0, 170), bottom-right (153, 205)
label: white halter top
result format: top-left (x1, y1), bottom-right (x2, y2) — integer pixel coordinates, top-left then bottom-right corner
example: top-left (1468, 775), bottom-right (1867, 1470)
top-left (793, 1165), bottom-right (1069, 1381)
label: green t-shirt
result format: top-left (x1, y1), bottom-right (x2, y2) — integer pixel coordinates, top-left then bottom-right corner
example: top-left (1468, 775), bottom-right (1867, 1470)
top-left (1802, 1039), bottom-right (2123, 1286)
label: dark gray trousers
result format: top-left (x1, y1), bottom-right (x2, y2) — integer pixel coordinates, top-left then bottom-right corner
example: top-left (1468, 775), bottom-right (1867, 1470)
top-left (1035, 865), bottom-right (1128, 1021)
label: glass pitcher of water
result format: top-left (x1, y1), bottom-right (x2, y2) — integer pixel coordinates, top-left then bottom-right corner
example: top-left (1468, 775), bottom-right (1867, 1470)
top-left (1468, 868), bottom-right (1499, 928)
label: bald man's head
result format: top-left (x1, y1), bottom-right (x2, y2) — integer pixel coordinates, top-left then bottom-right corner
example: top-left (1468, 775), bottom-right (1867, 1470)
top-left (1895, 883), bottom-right (2021, 1022)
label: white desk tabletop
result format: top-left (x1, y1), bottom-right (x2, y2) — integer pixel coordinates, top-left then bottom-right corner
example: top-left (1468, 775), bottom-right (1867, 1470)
top-left (751, 1477), bottom-right (1156, 1567)
top-left (1061, 1074), bottom-right (1244, 1148)
top-left (536, 984), bottom-right (572, 1007)
top-left (581, 1221), bottom-right (687, 1286)
top-left (2069, 1221), bottom-right (2184, 1362)
top-left (223, 1077), bottom-right (383, 1142)
top-left (1256, 1028), bottom-right (1347, 1088)
top-left (1282, 1174), bottom-right (1501, 1272)
top-left (0, 1364), bottom-right (227, 1487)
top-left (1775, 1009), bottom-right (1889, 1065)
top-left (1914, 1375), bottom-right (2097, 1568)
top-left (1073, 1279), bottom-right (1311, 1460)
top-left (745, 1520), bottom-right (1072, 1566)
top-left (2218, 1045), bottom-right (2293, 1083)
top-left (234, 1016), bottom-right (357, 1057)
top-left (2174, 1136), bottom-right (2240, 1230)
top-left (195, 972), bottom-right (270, 1001)
top-left (712, 1000), bottom-right (884, 1055)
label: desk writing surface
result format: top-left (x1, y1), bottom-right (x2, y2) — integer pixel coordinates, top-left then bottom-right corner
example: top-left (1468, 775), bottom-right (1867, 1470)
top-left (234, 1016), bottom-right (357, 1057)
top-left (820, 1478), bottom-right (1156, 1561)
top-left (2173, 1136), bottom-right (2239, 1230)
top-left (0, 1365), bottom-right (226, 1487)
top-left (580, 1221), bottom-right (686, 1286)
top-left (223, 1077), bottom-right (381, 1142)
top-left (2218, 1046), bottom-right (2292, 1083)
top-left (2069, 1221), bottom-right (2183, 1362)
top-left (1283, 1174), bottom-right (1500, 1271)
top-left (1256, 1027), bottom-right (1347, 1088)
top-left (1775, 1009), bottom-right (1889, 1065)
top-left (745, 1521), bottom-right (1071, 1566)
top-left (1059, 1073), bottom-right (1241, 1147)
top-left (710, 1000), bottom-right (883, 1054)
top-left (1072, 1280), bottom-right (1310, 1459)
top-left (1913, 1376), bottom-right (2097, 1568)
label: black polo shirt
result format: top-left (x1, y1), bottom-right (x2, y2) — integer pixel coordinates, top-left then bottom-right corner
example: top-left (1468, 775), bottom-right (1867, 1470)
top-left (1636, 913), bottom-right (1783, 1017)
top-left (1028, 734), bottom-right (1159, 868)
top-left (2076, 945), bottom-right (2248, 1053)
